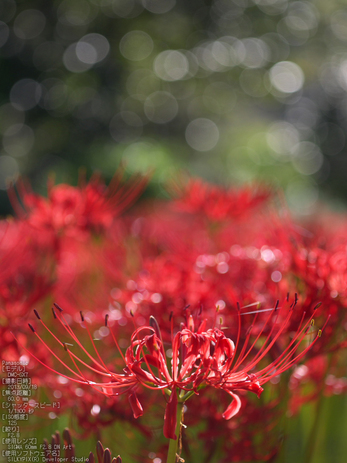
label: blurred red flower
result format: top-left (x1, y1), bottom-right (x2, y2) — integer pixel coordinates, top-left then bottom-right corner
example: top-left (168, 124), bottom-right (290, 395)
top-left (9, 171), bottom-right (147, 236)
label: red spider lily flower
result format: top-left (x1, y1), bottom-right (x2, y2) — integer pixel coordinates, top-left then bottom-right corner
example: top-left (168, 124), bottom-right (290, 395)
top-left (0, 220), bottom-right (56, 357)
top-left (124, 300), bottom-right (328, 439)
top-left (19, 298), bottom-right (328, 442)
top-left (8, 170), bottom-right (148, 236)
top-left (170, 177), bottom-right (271, 221)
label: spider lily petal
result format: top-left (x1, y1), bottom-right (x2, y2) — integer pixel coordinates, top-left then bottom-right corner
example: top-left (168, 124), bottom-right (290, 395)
top-left (128, 392), bottom-right (144, 419)
top-left (222, 391), bottom-right (242, 419)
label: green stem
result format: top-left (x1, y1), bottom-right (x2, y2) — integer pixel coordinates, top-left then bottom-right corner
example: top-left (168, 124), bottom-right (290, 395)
top-left (304, 395), bottom-right (324, 463)
top-left (166, 401), bottom-right (184, 463)
top-left (180, 390), bottom-right (196, 401)
top-left (304, 353), bottom-right (333, 463)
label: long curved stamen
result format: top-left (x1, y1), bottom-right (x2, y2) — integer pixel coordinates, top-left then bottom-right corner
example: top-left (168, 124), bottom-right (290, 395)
top-left (248, 306), bottom-right (313, 375)
top-left (40, 311), bottom-right (113, 377)
top-left (228, 302), bottom-right (242, 369)
top-left (106, 315), bottom-right (127, 364)
top-left (77, 311), bottom-right (120, 380)
top-left (237, 305), bottom-right (284, 370)
top-left (53, 306), bottom-right (112, 373)
top-left (13, 329), bottom-right (100, 385)
top-left (238, 301), bottom-right (294, 372)
top-left (259, 315), bottom-right (330, 382)
top-left (232, 317), bottom-right (257, 371)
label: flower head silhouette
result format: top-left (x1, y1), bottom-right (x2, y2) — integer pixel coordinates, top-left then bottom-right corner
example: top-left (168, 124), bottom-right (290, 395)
top-left (8, 170), bottom-right (148, 235)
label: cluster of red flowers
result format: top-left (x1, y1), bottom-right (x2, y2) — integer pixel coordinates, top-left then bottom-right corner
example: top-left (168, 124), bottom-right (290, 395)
top-left (2, 173), bottom-right (347, 461)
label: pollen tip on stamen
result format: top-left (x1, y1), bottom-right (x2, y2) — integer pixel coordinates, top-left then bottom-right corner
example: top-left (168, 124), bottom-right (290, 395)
top-left (97, 441), bottom-right (104, 459)
top-left (53, 302), bottom-right (63, 312)
top-left (236, 302), bottom-right (240, 312)
top-left (103, 449), bottom-right (111, 463)
top-left (52, 308), bottom-right (57, 319)
top-left (286, 292), bottom-right (289, 302)
top-left (28, 323), bottom-right (35, 333)
top-left (314, 302), bottom-right (322, 310)
top-left (169, 311), bottom-right (173, 321)
top-left (275, 300), bottom-right (279, 311)
top-left (318, 329), bottom-right (322, 337)
top-left (311, 319), bottom-right (315, 326)
top-left (105, 314), bottom-right (109, 327)
top-left (184, 304), bottom-right (190, 311)
top-left (188, 314), bottom-right (194, 330)
top-left (150, 315), bottom-right (162, 340)
top-left (63, 343), bottom-right (68, 352)
top-left (62, 428), bottom-right (72, 445)
top-left (130, 310), bottom-right (134, 318)
top-left (80, 311), bottom-right (84, 322)
top-left (33, 309), bottom-right (41, 320)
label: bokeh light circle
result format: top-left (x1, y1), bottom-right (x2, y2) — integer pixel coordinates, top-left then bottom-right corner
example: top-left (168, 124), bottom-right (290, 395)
top-left (291, 141), bottom-right (324, 175)
top-left (3, 124), bottom-right (35, 157)
top-left (144, 91), bottom-right (178, 123)
top-left (185, 118), bottom-right (220, 151)
top-left (154, 50), bottom-right (189, 81)
top-left (10, 79), bottom-right (42, 110)
top-left (142, 0), bottom-right (175, 14)
top-left (0, 155), bottom-right (19, 190)
top-left (269, 61), bottom-right (304, 93)
top-left (13, 9), bottom-right (46, 39)
top-left (119, 30), bottom-right (153, 61)
top-left (76, 33), bottom-right (110, 64)
top-left (63, 44), bottom-right (93, 72)
top-left (0, 21), bottom-right (9, 47)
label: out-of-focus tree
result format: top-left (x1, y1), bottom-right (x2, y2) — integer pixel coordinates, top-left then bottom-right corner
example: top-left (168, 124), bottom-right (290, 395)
top-left (1, 0), bottom-right (347, 215)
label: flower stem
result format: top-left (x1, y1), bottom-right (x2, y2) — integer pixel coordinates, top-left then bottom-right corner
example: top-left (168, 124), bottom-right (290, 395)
top-left (304, 353), bottom-right (333, 463)
top-left (166, 401), bottom-right (184, 463)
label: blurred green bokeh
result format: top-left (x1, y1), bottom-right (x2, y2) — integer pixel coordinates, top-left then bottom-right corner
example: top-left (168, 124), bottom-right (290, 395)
top-left (1, 0), bottom-right (347, 216)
